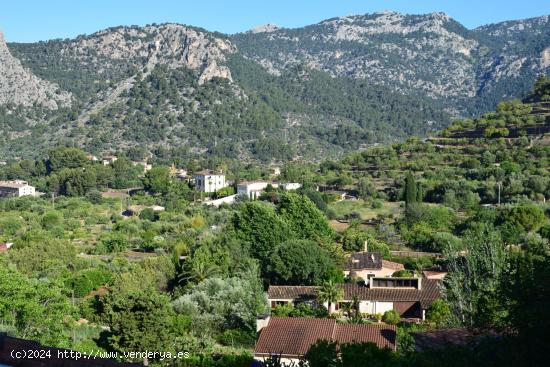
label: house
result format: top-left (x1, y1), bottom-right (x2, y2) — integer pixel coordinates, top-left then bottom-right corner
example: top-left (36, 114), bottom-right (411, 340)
top-left (344, 250), bottom-right (405, 282)
top-left (204, 194), bottom-right (238, 207)
top-left (0, 242), bottom-right (13, 253)
top-left (86, 155), bottom-right (98, 162)
top-left (237, 181), bottom-right (271, 199)
top-left (102, 155), bottom-right (118, 166)
top-left (194, 170), bottom-right (227, 193)
top-left (0, 180), bottom-right (36, 197)
top-left (267, 277), bottom-right (440, 320)
top-left (254, 317), bottom-right (396, 364)
top-left (0, 333), bottom-right (140, 366)
top-left (236, 181), bottom-right (302, 200)
top-left (280, 182), bottom-right (301, 191)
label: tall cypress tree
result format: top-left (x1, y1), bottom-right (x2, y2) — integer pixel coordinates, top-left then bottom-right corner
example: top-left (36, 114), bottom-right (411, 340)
top-left (405, 171), bottom-right (417, 206)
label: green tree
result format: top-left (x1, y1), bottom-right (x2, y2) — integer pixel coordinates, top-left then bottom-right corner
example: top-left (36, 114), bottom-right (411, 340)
top-left (304, 340), bottom-right (339, 367)
top-left (382, 310), bottom-right (400, 325)
top-left (232, 202), bottom-right (291, 266)
top-left (278, 193), bottom-right (336, 245)
top-left (404, 171), bottom-right (418, 206)
top-left (46, 147), bottom-right (88, 173)
top-left (267, 239), bottom-right (336, 285)
top-left (317, 280), bottom-right (343, 314)
top-left (102, 285), bottom-right (177, 363)
top-left (143, 166), bottom-right (171, 195)
top-left (357, 177), bottom-right (376, 200)
top-left (139, 207), bottom-right (158, 221)
top-left (426, 299), bottom-right (452, 328)
top-left (503, 205), bottom-right (546, 233)
top-left (0, 265), bottom-right (75, 347)
top-left (443, 223), bottom-right (508, 328)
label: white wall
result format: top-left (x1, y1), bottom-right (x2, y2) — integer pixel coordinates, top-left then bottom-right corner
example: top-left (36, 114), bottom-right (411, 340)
top-left (196, 174), bottom-right (226, 193)
top-left (358, 301), bottom-right (394, 315)
top-left (18, 185), bottom-right (35, 197)
top-left (343, 267), bottom-right (397, 281)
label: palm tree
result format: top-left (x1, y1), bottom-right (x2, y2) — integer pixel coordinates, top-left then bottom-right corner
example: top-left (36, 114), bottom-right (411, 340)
top-left (350, 295), bottom-right (361, 321)
top-left (317, 280), bottom-right (344, 314)
top-left (179, 257), bottom-right (219, 284)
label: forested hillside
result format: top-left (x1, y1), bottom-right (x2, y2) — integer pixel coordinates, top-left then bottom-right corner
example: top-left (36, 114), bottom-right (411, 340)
top-left (0, 82), bottom-right (549, 366)
top-left (0, 12), bottom-right (549, 162)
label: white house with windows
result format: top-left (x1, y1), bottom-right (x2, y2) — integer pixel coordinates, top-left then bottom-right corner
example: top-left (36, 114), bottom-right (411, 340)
top-left (194, 170), bottom-right (227, 193)
top-left (0, 180), bottom-right (36, 198)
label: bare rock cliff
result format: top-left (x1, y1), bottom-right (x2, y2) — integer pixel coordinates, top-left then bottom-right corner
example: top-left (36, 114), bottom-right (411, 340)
top-left (0, 31), bottom-right (71, 109)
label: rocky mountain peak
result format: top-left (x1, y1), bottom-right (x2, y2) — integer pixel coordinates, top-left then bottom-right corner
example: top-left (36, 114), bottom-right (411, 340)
top-left (64, 23), bottom-right (235, 84)
top-left (249, 23), bottom-right (280, 34)
top-left (0, 31), bottom-right (71, 109)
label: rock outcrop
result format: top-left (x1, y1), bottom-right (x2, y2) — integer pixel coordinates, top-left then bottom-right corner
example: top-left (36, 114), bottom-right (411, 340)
top-left (62, 24), bottom-right (235, 85)
top-left (0, 31), bottom-right (71, 109)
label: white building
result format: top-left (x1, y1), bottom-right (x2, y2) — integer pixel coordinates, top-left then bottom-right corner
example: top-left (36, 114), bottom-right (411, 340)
top-left (102, 155), bottom-right (118, 166)
top-left (0, 180), bottom-right (36, 198)
top-left (343, 251), bottom-right (405, 282)
top-left (236, 181), bottom-right (302, 200)
top-left (237, 181), bottom-right (271, 200)
top-left (280, 182), bottom-right (301, 191)
top-left (194, 170), bottom-right (227, 193)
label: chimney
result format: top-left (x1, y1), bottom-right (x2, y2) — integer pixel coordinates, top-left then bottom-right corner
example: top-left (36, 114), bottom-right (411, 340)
top-left (364, 240), bottom-right (368, 253)
top-left (256, 314), bottom-right (270, 332)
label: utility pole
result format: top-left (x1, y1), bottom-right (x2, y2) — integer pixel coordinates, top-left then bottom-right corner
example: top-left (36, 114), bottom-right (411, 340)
top-left (497, 182), bottom-right (501, 206)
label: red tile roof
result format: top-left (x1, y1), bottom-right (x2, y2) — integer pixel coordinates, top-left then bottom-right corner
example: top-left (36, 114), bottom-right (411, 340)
top-left (381, 260), bottom-right (405, 271)
top-left (254, 317), bottom-right (396, 358)
top-left (255, 318), bottom-right (335, 357)
top-left (333, 323), bottom-right (396, 349)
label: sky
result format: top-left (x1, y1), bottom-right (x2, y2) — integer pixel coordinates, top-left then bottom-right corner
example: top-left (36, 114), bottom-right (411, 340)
top-left (1, 0), bottom-right (549, 42)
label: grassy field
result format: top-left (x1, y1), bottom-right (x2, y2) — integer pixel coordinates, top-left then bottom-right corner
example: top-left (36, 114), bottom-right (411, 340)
top-left (329, 199), bottom-right (403, 221)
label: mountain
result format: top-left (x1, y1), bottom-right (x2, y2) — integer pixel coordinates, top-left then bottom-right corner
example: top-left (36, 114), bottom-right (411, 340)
top-left (233, 12), bottom-right (550, 113)
top-left (1, 12), bottom-right (549, 162)
top-left (0, 31), bottom-right (70, 109)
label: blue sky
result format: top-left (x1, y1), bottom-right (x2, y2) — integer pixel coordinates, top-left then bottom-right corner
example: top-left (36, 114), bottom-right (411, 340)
top-left (1, 0), bottom-right (548, 42)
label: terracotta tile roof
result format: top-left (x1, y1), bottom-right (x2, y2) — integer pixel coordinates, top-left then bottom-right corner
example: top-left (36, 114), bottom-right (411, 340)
top-left (381, 260), bottom-right (405, 271)
top-left (267, 286), bottom-right (317, 300)
top-left (0, 334), bottom-right (140, 366)
top-left (254, 317), bottom-right (396, 357)
top-left (267, 279), bottom-right (441, 309)
top-left (422, 270), bottom-right (447, 279)
top-left (333, 323), bottom-right (396, 350)
top-left (347, 252), bottom-right (382, 270)
top-left (255, 317), bottom-right (335, 357)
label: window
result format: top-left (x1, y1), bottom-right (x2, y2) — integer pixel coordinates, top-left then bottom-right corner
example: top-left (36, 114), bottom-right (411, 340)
top-left (371, 278), bottom-right (419, 288)
top-left (271, 300), bottom-right (289, 308)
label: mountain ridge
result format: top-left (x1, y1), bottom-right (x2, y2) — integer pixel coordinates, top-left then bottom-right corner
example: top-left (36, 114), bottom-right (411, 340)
top-left (1, 12), bottom-right (549, 161)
